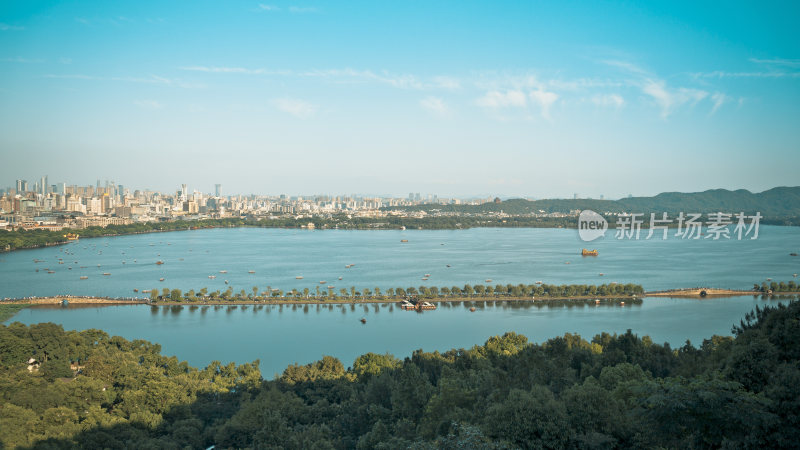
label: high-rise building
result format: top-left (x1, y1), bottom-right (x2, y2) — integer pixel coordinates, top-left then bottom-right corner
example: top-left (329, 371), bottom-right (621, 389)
top-left (15, 179), bottom-right (25, 192)
top-left (181, 184), bottom-right (188, 201)
top-left (58, 183), bottom-right (66, 195)
top-left (215, 184), bottom-right (221, 197)
top-left (41, 176), bottom-right (48, 195)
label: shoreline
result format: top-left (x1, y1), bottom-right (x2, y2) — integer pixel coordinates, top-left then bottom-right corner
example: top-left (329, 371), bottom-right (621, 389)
top-left (3, 220), bottom-right (798, 254)
top-left (6, 290), bottom-right (795, 307)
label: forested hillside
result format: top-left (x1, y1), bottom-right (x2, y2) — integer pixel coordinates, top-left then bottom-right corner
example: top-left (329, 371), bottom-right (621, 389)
top-left (385, 186), bottom-right (800, 217)
top-left (1, 300), bottom-right (798, 448)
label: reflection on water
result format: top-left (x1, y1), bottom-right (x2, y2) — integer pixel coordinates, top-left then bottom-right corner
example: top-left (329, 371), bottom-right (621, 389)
top-left (10, 295), bottom-right (795, 378)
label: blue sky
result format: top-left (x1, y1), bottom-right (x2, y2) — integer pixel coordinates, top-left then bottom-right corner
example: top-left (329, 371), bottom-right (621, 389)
top-left (1, 1), bottom-right (798, 198)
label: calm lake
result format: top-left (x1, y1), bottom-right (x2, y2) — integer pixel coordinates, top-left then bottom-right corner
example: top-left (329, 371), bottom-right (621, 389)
top-left (6, 296), bottom-right (792, 378)
top-left (2, 227), bottom-right (798, 376)
top-left (1, 226), bottom-right (799, 299)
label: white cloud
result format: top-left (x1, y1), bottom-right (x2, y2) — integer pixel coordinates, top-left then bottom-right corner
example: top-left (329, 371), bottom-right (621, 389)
top-left (134, 99), bottom-right (163, 109)
top-left (548, 78), bottom-right (623, 91)
top-left (692, 70), bottom-right (800, 79)
top-left (749, 57), bottom-right (800, 68)
top-left (0, 23), bottom-right (25, 31)
top-left (301, 68), bottom-right (424, 89)
top-left (642, 79), bottom-right (707, 118)
top-left (180, 65), bottom-right (289, 75)
top-left (273, 98), bottom-right (317, 118)
top-left (602, 60), bottom-right (649, 76)
top-left (59, 57), bottom-right (72, 64)
top-left (420, 97), bottom-right (449, 117)
top-left (476, 90), bottom-right (527, 108)
top-left (43, 73), bottom-right (204, 89)
top-left (591, 93), bottom-right (625, 108)
top-left (529, 89), bottom-right (558, 119)
top-left (257, 4), bottom-right (279, 11)
top-left (710, 92), bottom-right (729, 115)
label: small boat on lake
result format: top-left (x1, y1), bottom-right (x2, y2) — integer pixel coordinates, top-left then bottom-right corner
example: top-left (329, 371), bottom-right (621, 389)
top-left (159, 277), bottom-right (164, 281)
top-left (424, 274), bottom-right (431, 277)
top-left (103, 273), bottom-right (111, 276)
top-left (485, 279), bottom-right (492, 283)
top-left (133, 288), bottom-right (138, 292)
top-left (208, 275), bottom-right (216, 279)
top-left (296, 276), bottom-right (304, 279)
top-left (338, 277), bottom-right (343, 280)
top-left (249, 270), bottom-right (256, 274)
top-left (319, 280), bottom-right (327, 284)
top-left (80, 276), bottom-right (88, 280)
top-left (470, 307), bottom-right (476, 312)
top-left (360, 318), bottom-right (366, 324)
top-left (220, 270), bottom-right (227, 274)
top-left (581, 248), bottom-right (599, 256)
top-left (400, 239), bottom-right (408, 243)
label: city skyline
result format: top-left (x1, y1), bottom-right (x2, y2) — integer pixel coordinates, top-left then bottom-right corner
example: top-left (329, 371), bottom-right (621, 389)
top-left (7, 173), bottom-right (797, 202)
top-left (1, 1), bottom-right (799, 197)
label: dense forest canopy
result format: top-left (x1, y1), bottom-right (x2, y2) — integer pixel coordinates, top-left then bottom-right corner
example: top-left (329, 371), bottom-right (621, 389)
top-left (1, 300), bottom-right (798, 448)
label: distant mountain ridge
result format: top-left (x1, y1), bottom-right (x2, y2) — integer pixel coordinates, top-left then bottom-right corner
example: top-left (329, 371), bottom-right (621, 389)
top-left (384, 187), bottom-right (800, 218)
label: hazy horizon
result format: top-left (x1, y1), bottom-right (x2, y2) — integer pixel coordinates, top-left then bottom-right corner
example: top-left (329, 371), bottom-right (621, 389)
top-left (1, 1), bottom-right (798, 198)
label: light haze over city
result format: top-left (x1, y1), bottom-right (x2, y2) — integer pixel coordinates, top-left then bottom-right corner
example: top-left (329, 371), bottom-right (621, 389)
top-left (1, 1), bottom-right (798, 198)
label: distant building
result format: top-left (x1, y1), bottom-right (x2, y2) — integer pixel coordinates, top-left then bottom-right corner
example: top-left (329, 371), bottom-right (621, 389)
top-left (215, 184), bottom-right (221, 197)
top-left (183, 200), bottom-right (199, 214)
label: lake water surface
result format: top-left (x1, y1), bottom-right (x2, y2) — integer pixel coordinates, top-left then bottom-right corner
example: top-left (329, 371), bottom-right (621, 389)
top-left (2, 227), bottom-right (798, 376)
top-left (6, 295), bottom-right (793, 378)
top-left (1, 226), bottom-right (799, 299)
